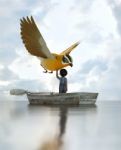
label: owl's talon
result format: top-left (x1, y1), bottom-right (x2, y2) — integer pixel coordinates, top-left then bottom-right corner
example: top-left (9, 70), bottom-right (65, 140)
top-left (41, 64), bottom-right (48, 73)
top-left (49, 71), bottom-right (53, 73)
top-left (43, 70), bottom-right (47, 73)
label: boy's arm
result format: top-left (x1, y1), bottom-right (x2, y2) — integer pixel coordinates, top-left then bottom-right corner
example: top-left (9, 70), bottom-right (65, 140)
top-left (56, 70), bottom-right (60, 79)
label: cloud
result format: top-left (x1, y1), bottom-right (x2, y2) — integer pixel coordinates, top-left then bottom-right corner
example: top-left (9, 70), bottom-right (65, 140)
top-left (99, 53), bottom-right (121, 100)
top-left (30, 0), bottom-right (59, 18)
top-left (69, 56), bottom-right (109, 91)
top-left (73, 0), bottom-right (96, 12)
top-left (11, 79), bottom-right (48, 91)
top-left (78, 58), bottom-right (108, 75)
top-left (69, 36), bottom-right (121, 100)
top-left (0, 0), bottom-right (121, 100)
top-left (108, 0), bottom-right (121, 36)
top-left (0, 78), bottom-right (49, 94)
top-left (0, 67), bottom-right (18, 81)
top-left (0, 49), bottom-right (18, 67)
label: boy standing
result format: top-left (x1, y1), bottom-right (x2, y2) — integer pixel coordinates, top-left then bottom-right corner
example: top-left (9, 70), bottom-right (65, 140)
top-left (56, 69), bottom-right (68, 93)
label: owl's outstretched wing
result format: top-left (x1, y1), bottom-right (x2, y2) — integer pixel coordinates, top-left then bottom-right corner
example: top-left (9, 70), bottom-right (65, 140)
top-left (20, 16), bottom-right (54, 59)
top-left (60, 41), bottom-right (80, 55)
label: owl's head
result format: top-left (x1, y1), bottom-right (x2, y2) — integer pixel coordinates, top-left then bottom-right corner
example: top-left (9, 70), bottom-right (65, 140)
top-left (62, 54), bottom-right (73, 67)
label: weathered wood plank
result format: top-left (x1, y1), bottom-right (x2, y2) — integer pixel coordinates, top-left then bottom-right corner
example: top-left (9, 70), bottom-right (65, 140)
top-left (27, 92), bottom-right (98, 105)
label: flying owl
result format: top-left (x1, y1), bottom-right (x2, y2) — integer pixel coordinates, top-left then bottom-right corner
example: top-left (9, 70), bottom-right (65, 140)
top-left (20, 16), bottom-right (80, 73)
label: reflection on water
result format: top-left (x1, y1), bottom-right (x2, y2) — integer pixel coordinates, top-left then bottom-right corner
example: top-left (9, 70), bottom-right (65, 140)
top-left (0, 101), bottom-right (121, 150)
top-left (37, 106), bottom-right (68, 150)
top-left (59, 106), bottom-right (68, 138)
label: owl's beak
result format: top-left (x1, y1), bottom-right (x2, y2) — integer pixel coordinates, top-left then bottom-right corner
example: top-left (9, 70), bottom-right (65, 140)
top-left (69, 63), bottom-right (73, 67)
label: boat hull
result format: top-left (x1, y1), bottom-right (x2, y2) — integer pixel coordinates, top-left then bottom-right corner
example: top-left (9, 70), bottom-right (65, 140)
top-left (27, 92), bottom-right (98, 105)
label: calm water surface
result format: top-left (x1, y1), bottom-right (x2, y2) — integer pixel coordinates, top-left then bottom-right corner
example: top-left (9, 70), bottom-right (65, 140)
top-left (0, 100), bottom-right (121, 150)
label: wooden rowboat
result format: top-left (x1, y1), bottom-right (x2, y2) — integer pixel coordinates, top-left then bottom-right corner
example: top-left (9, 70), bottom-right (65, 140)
top-left (27, 92), bottom-right (98, 105)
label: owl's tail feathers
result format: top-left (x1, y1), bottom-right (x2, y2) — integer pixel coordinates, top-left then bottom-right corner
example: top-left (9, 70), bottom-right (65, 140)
top-left (10, 89), bottom-right (27, 95)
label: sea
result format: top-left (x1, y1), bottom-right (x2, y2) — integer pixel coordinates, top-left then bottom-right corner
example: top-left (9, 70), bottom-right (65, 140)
top-left (0, 94), bottom-right (121, 150)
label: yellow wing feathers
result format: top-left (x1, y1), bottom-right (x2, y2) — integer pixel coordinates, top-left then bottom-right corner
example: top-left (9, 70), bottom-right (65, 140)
top-left (60, 41), bottom-right (80, 55)
top-left (20, 16), bottom-right (54, 59)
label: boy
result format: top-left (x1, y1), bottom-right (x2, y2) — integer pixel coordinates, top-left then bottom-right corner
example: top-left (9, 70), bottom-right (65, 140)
top-left (56, 69), bottom-right (68, 93)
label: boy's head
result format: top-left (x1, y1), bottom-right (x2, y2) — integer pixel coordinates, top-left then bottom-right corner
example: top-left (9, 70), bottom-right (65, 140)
top-left (60, 69), bottom-right (67, 77)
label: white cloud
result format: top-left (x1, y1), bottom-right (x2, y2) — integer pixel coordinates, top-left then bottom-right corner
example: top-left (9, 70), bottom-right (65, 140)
top-left (0, 67), bottom-right (18, 81)
top-left (0, 0), bottom-right (121, 100)
top-left (108, 0), bottom-right (121, 35)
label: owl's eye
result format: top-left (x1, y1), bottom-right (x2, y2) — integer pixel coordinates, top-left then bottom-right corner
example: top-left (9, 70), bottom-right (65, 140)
top-left (62, 56), bottom-right (69, 63)
top-left (66, 55), bottom-right (73, 63)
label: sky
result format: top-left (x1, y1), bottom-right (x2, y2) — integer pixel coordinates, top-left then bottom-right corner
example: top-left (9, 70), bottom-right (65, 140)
top-left (0, 0), bottom-right (121, 100)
